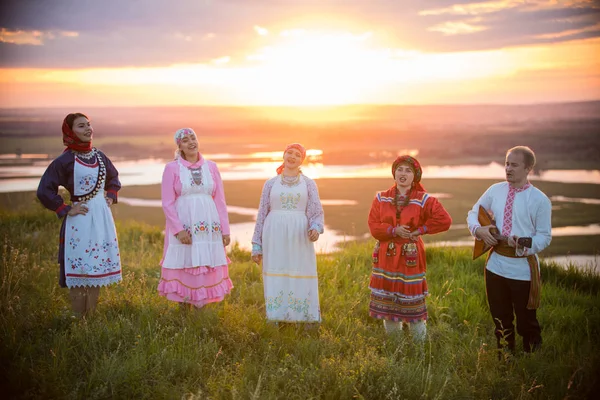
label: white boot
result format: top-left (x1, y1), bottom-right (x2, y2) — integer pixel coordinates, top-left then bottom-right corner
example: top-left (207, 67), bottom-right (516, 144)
top-left (383, 320), bottom-right (403, 334)
top-left (410, 320), bottom-right (426, 343)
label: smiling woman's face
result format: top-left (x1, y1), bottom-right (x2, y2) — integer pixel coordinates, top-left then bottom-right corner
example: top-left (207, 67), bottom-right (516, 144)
top-left (283, 148), bottom-right (303, 170)
top-left (72, 116), bottom-right (93, 142)
top-left (178, 133), bottom-right (198, 156)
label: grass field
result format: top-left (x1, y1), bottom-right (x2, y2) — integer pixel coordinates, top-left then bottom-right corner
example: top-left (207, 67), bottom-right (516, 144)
top-left (1, 209), bottom-right (599, 399)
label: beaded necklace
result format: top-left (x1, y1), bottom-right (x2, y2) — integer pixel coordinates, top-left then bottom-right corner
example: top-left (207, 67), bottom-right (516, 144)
top-left (189, 166), bottom-right (203, 186)
top-left (75, 148), bottom-right (106, 202)
top-left (281, 173), bottom-right (301, 187)
top-left (71, 149), bottom-right (95, 161)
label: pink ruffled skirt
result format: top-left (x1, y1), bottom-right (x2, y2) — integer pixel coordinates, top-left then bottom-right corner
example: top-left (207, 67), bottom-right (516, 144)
top-left (158, 190), bottom-right (233, 307)
top-left (158, 264), bottom-right (233, 307)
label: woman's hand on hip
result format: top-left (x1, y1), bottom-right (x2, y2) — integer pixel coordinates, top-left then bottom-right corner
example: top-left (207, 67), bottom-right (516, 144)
top-left (68, 202), bottom-right (88, 216)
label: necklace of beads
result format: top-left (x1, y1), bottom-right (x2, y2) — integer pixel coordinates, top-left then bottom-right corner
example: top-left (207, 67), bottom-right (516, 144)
top-left (75, 148), bottom-right (107, 202)
top-left (281, 173), bottom-right (301, 187)
top-left (189, 166), bottom-right (203, 186)
top-left (71, 149), bottom-right (95, 161)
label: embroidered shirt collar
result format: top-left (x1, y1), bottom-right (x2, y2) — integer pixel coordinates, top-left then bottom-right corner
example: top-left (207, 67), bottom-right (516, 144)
top-left (509, 181), bottom-right (531, 193)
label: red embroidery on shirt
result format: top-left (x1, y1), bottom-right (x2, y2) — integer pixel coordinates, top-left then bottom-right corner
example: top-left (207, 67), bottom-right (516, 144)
top-left (501, 183), bottom-right (531, 236)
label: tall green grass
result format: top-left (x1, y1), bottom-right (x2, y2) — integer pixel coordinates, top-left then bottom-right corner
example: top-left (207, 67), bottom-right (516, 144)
top-left (1, 209), bottom-right (599, 399)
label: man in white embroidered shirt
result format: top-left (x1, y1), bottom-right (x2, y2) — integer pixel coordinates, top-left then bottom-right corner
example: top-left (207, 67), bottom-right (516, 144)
top-left (467, 146), bottom-right (552, 355)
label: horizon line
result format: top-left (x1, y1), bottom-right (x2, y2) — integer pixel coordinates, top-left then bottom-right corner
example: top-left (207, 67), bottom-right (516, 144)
top-left (1, 99), bottom-right (600, 110)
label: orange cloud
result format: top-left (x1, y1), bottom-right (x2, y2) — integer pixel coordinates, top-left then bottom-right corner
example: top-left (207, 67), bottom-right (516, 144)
top-left (428, 20), bottom-right (488, 35)
top-left (0, 28), bottom-right (79, 46)
top-left (0, 28), bottom-right (44, 45)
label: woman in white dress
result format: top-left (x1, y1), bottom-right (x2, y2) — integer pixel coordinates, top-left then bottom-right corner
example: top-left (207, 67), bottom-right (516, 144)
top-left (251, 143), bottom-right (324, 324)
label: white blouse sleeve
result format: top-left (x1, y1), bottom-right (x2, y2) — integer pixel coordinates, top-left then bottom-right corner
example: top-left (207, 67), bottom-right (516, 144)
top-left (251, 177), bottom-right (276, 255)
top-left (305, 176), bottom-right (324, 234)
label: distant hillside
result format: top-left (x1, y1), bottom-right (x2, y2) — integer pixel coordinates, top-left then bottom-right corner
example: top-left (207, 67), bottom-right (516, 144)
top-left (1, 101), bottom-right (599, 137)
top-left (1, 102), bottom-right (599, 169)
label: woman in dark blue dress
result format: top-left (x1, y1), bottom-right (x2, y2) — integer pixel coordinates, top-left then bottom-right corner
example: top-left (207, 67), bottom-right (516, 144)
top-left (37, 113), bottom-right (122, 317)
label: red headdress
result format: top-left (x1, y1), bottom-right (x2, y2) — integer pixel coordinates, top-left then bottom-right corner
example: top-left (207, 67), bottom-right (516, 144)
top-left (62, 115), bottom-right (92, 152)
top-left (392, 155), bottom-right (425, 192)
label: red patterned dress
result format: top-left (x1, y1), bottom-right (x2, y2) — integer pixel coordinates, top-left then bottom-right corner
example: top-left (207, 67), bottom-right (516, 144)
top-left (367, 186), bottom-right (452, 322)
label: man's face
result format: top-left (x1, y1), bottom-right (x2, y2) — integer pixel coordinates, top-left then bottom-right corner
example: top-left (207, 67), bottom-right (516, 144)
top-left (505, 151), bottom-right (531, 185)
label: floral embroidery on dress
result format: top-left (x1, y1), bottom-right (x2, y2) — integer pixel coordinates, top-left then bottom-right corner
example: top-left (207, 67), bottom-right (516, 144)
top-left (68, 257), bottom-right (89, 271)
top-left (211, 221), bottom-right (221, 234)
top-left (266, 290), bottom-right (313, 318)
top-left (69, 237), bottom-right (80, 250)
top-left (68, 238), bottom-right (120, 274)
top-left (280, 192), bottom-right (301, 210)
top-left (69, 226), bottom-right (80, 250)
top-left (287, 291), bottom-right (310, 316)
top-left (192, 221), bottom-right (209, 235)
top-left (266, 290), bottom-right (284, 311)
top-left (78, 174), bottom-right (97, 193)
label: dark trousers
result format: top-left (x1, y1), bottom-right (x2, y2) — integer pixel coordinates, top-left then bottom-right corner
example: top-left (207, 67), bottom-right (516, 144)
top-left (485, 269), bottom-right (542, 352)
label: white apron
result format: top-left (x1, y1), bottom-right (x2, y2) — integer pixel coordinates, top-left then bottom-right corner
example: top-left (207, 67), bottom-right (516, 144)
top-left (161, 160), bottom-right (228, 269)
top-left (262, 179), bottom-right (321, 322)
top-left (64, 154), bottom-right (122, 288)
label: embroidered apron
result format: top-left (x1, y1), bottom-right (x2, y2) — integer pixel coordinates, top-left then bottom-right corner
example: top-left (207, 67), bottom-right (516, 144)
top-left (64, 154), bottom-right (122, 288)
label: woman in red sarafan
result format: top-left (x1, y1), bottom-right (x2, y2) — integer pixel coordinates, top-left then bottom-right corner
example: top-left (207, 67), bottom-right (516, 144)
top-left (367, 155), bottom-right (452, 342)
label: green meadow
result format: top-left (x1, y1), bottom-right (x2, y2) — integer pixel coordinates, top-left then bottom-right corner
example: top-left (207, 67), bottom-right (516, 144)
top-left (2, 101), bottom-right (599, 397)
top-left (1, 207), bottom-right (599, 399)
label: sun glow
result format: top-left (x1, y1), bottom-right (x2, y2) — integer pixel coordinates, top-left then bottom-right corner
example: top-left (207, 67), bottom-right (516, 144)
top-left (1, 26), bottom-right (599, 107)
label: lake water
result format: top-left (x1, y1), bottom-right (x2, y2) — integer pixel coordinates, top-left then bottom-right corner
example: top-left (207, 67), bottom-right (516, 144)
top-left (115, 196), bottom-right (600, 272)
top-left (1, 153), bottom-right (599, 193)
top-left (2, 154), bottom-right (598, 271)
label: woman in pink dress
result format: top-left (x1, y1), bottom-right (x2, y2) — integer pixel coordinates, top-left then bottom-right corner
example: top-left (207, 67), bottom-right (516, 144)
top-left (157, 128), bottom-right (233, 307)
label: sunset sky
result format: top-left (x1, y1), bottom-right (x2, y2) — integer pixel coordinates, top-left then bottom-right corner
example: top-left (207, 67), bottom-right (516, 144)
top-left (1, 0), bottom-right (599, 107)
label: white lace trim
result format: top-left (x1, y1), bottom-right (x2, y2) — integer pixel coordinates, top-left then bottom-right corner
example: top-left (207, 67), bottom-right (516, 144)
top-left (66, 274), bottom-right (122, 288)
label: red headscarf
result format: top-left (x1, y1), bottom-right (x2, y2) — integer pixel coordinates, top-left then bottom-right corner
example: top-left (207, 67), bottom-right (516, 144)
top-left (276, 143), bottom-right (306, 174)
top-left (392, 155), bottom-right (425, 192)
top-left (62, 115), bottom-right (92, 152)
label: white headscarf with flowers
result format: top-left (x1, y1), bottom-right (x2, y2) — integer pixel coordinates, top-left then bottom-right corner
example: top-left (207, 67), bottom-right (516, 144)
top-left (174, 127), bottom-right (196, 146)
top-left (174, 128), bottom-right (197, 159)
